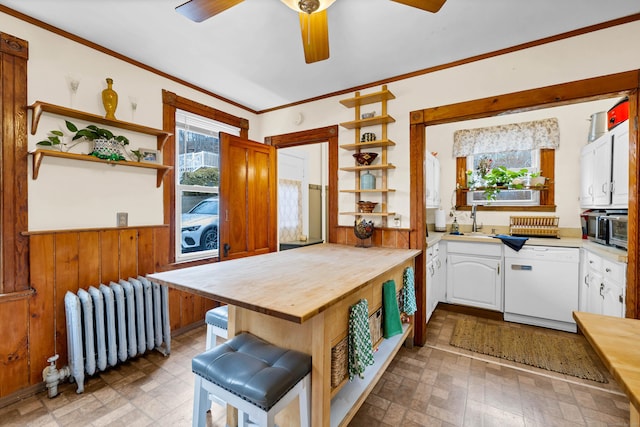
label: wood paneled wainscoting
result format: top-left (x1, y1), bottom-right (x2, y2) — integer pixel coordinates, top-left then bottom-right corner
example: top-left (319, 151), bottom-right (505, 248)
top-left (334, 226), bottom-right (415, 249)
top-left (0, 225), bottom-right (216, 406)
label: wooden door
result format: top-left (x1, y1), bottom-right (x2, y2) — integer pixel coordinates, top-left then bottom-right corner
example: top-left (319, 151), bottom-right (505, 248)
top-left (219, 133), bottom-right (277, 259)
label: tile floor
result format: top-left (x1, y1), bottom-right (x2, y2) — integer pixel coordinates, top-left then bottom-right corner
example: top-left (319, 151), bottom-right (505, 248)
top-left (0, 307), bottom-right (630, 426)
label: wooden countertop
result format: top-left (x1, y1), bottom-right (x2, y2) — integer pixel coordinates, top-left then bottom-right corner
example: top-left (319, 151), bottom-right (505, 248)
top-left (148, 243), bottom-right (420, 324)
top-left (573, 311), bottom-right (640, 413)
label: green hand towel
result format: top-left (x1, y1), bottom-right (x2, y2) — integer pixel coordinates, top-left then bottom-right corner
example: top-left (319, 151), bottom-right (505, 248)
top-left (401, 267), bottom-right (417, 315)
top-left (348, 299), bottom-right (374, 380)
top-left (383, 280), bottom-right (403, 338)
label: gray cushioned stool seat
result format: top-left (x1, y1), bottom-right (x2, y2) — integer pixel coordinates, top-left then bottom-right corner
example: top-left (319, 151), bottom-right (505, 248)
top-left (205, 305), bottom-right (228, 330)
top-left (192, 332), bottom-right (311, 411)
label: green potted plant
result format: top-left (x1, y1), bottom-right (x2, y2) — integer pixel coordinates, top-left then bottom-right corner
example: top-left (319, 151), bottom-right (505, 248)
top-left (530, 171), bottom-right (547, 187)
top-left (37, 120), bottom-right (130, 161)
top-left (482, 166), bottom-right (528, 201)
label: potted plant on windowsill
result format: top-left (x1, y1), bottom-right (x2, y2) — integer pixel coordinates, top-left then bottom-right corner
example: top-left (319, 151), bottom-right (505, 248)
top-left (482, 166), bottom-right (528, 201)
top-left (530, 171), bottom-right (547, 187)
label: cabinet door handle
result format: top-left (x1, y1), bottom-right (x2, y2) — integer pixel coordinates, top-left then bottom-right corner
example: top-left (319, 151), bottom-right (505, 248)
top-left (605, 268), bottom-right (611, 273)
top-left (600, 283), bottom-right (605, 298)
top-left (497, 264), bottom-right (500, 275)
top-left (619, 294), bottom-right (624, 303)
top-left (584, 274), bottom-right (589, 287)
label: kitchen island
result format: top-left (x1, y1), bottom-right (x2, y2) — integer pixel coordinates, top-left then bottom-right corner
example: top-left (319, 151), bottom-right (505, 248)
top-left (148, 243), bottom-right (420, 427)
top-left (573, 311), bottom-right (639, 425)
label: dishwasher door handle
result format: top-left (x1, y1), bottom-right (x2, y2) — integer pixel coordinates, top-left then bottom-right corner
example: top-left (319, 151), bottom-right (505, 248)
top-left (511, 264), bottom-right (532, 271)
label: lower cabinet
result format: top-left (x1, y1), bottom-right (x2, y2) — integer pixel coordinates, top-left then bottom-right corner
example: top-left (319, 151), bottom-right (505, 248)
top-left (425, 242), bottom-right (444, 323)
top-left (580, 248), bottom-right (626, 317)
top-left (446, 242), bottom-right (503, 312)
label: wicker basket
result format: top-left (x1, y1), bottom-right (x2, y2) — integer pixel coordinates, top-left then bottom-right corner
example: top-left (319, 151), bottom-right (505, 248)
top-left (330, 308), bottom-right (383, 389)
top-left (369, 307), bottom-right (383, 346)
top-left (509, 216), bottom-right (559, 238)
top-left (331, 337), bottom-right (348, 389)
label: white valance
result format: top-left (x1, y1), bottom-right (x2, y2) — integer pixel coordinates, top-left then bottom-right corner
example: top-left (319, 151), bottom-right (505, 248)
top-left (452, 118), bottom-right (560, 157)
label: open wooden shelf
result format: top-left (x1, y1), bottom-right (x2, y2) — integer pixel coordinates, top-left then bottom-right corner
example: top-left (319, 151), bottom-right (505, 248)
top-left (338, 88), bottom-right (396, 108)
top-left (27, 101), bottom-right (172, 151)
top-left (340, 189), bottom-right (396, 193)
top-left (339, 212), bottom-right (396, 217)
top-left (339, 115), bottom-right (395, 130)
top-left (339, 164), bottom-right (396, 172)
top-left (339, 139), bottom-right (396, 150)
top-left (30, 149), bottom-right (172, 188)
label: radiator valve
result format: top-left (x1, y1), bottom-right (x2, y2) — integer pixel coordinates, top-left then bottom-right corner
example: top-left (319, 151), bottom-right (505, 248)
top-left (42, 354), bottom-right (70, 398)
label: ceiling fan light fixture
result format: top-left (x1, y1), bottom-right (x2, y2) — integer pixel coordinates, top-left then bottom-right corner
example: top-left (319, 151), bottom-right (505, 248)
top-left (281, 0), bottom-right (336, 14)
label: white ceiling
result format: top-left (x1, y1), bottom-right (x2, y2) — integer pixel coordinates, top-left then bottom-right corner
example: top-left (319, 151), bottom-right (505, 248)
top-left (2, 0), bottom-right (639, 112)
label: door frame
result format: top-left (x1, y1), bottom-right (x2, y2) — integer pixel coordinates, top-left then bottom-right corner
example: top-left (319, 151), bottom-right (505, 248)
top-left (409, 70), bottom-right (640, 345)
top-left (265, 125), bottom-right (339, 243)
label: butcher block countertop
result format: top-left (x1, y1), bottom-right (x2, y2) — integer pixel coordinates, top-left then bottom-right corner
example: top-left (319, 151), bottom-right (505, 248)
top-left (573, 311), bottom-right (640, 422)
top-left (148, 243), bottom-right (421, 324)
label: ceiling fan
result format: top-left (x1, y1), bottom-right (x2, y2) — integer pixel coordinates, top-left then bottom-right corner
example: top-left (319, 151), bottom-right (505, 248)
top-left (175, 0), bottom-right (446, 64)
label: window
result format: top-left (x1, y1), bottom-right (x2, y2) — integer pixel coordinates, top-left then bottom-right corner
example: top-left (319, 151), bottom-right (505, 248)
top-left (175, 110), bottom-right (240, 260)
top-left (466, 149), bottom-right (540, 206)
top-left (454, 118), bottom-right (558, 211)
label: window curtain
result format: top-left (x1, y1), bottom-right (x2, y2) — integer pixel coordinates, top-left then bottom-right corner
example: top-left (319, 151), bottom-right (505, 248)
top-left (452, 118), bottom-right (560, 157)
top-left (278, 178), bottom-right (303, 242)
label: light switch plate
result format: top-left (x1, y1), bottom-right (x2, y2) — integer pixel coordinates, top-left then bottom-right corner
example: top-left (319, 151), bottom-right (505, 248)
top-left (117, 212), bottom-right (128, 227)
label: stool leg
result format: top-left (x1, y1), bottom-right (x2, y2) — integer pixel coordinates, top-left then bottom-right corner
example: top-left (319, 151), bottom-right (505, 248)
top-left (192, 376), bottom-right (209, 427)
top-left (205, 324), bottom-right (215, 350)
top-left (299, 375), bottom-right (311, 427)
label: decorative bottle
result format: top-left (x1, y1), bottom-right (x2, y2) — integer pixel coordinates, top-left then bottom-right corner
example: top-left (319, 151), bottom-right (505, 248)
top-left (102, 77), bottom-right (118, 120)
top-left (360, 171), bottom-right (375, 190)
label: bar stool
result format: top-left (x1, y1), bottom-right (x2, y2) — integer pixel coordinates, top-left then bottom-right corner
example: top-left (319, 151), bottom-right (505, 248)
top-left (192, 332), bottom-right (311, 427)
top-left (205, 305), bottom-right (228, 350)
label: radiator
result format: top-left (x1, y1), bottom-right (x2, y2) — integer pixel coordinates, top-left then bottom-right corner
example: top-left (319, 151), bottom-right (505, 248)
top-left (64, 276), bottom-right (171, 393)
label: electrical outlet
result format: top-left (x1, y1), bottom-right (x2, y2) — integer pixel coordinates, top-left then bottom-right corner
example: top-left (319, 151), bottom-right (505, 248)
top-left (117, 212), bottom-right (128, 227)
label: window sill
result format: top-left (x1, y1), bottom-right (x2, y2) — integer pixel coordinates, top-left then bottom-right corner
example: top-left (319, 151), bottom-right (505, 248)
top-left (458, 205), bottom-right (556, 212)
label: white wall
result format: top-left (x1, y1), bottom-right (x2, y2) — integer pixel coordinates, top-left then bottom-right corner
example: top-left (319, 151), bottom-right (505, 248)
top-left (259, 21), bottom-right (640, 228)
top-left (4, 10), bottom-right (640, 231)
top-left (2, 11), bottom-right (259, 231)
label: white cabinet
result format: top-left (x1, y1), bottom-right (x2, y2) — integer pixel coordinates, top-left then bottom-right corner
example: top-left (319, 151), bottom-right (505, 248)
top-left (579, 145), bottom-right (595, 207)
top-left (611, 123), bottom-right (629, 207)
top-left (425, 152), bottom-right (440, 208)
top-left (446, 241), bottom-right (502, 311)
top-left (580, 248), bottom-right (626, 317)
top-left (425, 242), bottom-right (444, 323)
top-left (580, 120), bottom-right (629, 209)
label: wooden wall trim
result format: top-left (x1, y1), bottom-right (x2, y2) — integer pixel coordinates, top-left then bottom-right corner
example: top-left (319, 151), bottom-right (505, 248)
top-left (0, 31), bottom-right (29, 294)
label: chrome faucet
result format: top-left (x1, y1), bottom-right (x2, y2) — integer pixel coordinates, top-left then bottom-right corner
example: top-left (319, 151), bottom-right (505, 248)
top-left (471, 204), bottom-right (481, 232)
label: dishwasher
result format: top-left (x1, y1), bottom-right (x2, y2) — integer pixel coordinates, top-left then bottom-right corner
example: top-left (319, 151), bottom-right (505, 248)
top-left (504, 245), bottom-right (580, 333)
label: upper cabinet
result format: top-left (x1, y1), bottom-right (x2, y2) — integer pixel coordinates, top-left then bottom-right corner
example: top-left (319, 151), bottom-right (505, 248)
top-left (339, 85), bottom-right (396, 224)
top-left (27, 101), bottom-right (172, 187)
top-left (580, 120), bottom-right (629, 209)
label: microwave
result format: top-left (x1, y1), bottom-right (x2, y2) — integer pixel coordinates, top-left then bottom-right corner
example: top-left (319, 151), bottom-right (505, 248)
top-left (608, 215), bottom-right (628, 249)
top-left (580, 211), bottom-right (608, 244)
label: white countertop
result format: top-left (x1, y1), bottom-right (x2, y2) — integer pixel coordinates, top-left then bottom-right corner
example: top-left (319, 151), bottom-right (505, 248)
top-left (427, 231), bottom-right (627, 263)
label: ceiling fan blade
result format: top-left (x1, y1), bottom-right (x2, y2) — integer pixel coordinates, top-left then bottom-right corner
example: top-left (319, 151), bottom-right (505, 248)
top-left (391, 0), bottom-right (446, 13)
top-left (175, 0), bottom-right (244, 22)
top-left (299, 10), bottom-right (330, 64)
